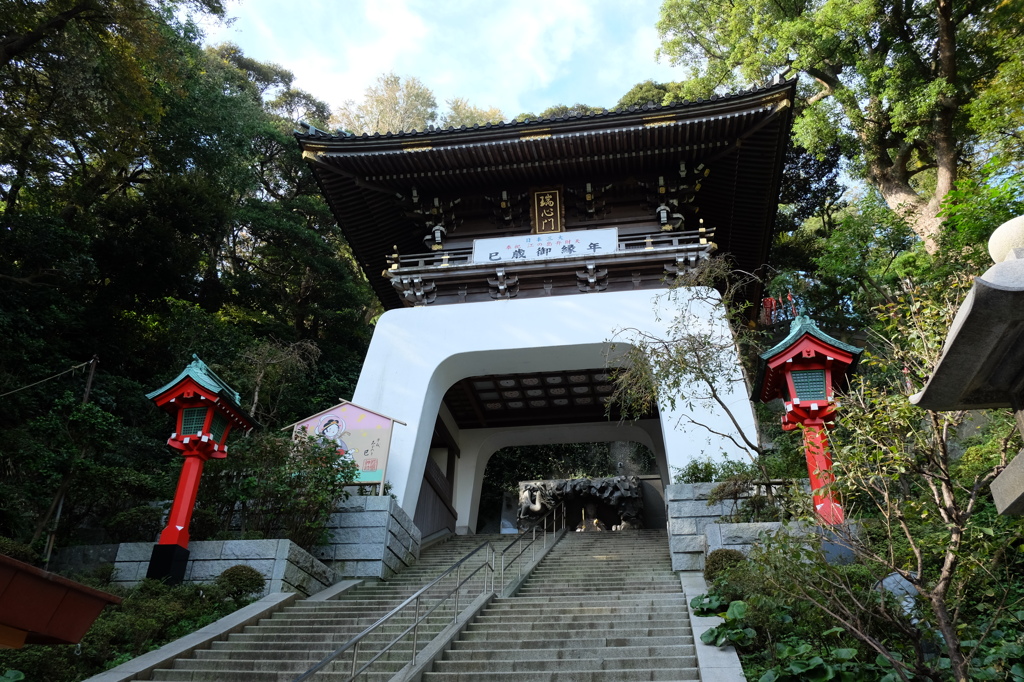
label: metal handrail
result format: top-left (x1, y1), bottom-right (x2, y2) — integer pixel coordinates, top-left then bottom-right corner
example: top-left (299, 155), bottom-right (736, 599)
top-left (498, 502), bottom-right (565, 594)
top-left (292, 541), bottom-right (495, 682)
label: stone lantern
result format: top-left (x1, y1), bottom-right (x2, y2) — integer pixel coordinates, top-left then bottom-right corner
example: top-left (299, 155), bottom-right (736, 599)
top-left (145, 355), bottom-right (253, 583)
top-left (754, 315), bottom-right (863, 524)
top-left (911, 215), bottom-right (1024, 514)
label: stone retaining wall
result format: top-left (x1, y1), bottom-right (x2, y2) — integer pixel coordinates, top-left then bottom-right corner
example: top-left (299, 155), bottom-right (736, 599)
top-left (53, 539), bottom-right (336, 597)
top-left (666, 482), bottom-right (814, 571)
top-left (666, 482), bottom-right (744, 571)
top-left (52, 495), bottom-right (422, 589)
top-left (311, 495), bottom-right (421, 580)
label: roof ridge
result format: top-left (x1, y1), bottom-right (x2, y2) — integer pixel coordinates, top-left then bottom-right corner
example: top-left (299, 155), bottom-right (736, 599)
top-left (295, 79), bottom-right (797, 142)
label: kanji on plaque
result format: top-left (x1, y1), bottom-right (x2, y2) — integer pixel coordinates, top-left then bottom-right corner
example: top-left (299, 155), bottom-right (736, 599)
top-left (472, 228), bottom-right (618, 264)
top-left (531, 188), bottom-right (564, 234)
top-left (288, 401), bottom-right (396, 484)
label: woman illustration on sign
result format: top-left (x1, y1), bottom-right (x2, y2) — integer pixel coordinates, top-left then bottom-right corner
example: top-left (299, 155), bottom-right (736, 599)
top-left (317, 415), bottom-right (350, 456)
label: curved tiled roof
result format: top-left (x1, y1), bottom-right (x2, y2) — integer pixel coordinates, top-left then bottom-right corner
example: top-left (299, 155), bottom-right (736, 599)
top-left (297, 80), bottom-right (797, 310)
top-left (145, 354), bottom-right (244, 412)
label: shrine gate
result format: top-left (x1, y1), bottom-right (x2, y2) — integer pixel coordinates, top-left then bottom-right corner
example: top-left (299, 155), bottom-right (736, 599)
top-left (296, 80), bottom-right (795, 537)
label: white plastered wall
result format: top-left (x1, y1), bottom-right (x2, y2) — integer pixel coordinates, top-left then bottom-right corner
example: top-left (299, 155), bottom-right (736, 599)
top-left (350, 288), bottom-right (757, 526)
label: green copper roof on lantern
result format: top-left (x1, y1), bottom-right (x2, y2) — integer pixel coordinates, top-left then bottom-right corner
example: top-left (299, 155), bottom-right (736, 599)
top-left (145, 354), bottom-right (243, 409)
top-left (760, 315), bottom-right (863, 361)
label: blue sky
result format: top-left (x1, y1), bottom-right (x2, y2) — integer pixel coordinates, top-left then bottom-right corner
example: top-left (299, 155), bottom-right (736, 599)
top-left (199, 0), bottom-right (682, 119)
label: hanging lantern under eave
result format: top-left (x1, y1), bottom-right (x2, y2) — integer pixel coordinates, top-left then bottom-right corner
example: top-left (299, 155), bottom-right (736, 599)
top-left (753, 315), bottom-right (863, 525)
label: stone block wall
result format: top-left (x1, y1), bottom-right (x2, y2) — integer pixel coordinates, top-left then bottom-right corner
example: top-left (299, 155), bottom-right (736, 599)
top-left (312, 495), bottom-right (421, 580)
top-left (666, 483), bottom-right (744, 571)
top-left (666, 481), bottom-right (821, 571)
top-left (53, 539), bottom-right (336, 597)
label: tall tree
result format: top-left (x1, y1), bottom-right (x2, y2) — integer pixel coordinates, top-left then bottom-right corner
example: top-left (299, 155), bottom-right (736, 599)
top-left (440, 97), bottom-right (504, 128)
top-left (616, 80), bottom-right (672, 108)
top-left (332, 72), bottom-right (438, 134)
top-left (0, 4), bottom-right (376, 546)
top-left (656, 0), bottom-right (1024, 252)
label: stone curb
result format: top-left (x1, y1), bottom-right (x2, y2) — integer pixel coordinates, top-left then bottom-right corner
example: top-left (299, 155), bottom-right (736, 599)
top-left (304, 578), bottom-right (363, 602)
top-left (678, 571), bottom-right (747, 681)
top-left (81, 591), bottom-right (299, 682)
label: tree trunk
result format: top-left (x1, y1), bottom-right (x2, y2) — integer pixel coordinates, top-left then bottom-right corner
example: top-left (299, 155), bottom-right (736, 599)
top-left (873, 171), bottom-right (944, 254)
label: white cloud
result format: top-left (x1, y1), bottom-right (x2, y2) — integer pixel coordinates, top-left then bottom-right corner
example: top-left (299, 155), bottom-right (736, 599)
top-left (198, 0), bottom-right (681, 120)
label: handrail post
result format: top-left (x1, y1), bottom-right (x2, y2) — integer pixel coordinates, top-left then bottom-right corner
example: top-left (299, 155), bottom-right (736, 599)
top-left (352, 639), bottom-right (359, 678)
top-left (455, 564), bottom-right (461, 618)
top-left (412, 595), bottom-right (420, 663)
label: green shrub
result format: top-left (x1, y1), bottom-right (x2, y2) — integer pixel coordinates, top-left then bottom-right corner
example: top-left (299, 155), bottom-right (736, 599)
top-left (0, 537), bottom-right (38, 564)
top-left (215, 564), bottom-right (265, 600)
top-left (704, 548), bottom-right (747, 584)
top-left (195, 432), bottom-right (357, 549)
top-left (104, 505), bottom-right (164, 543)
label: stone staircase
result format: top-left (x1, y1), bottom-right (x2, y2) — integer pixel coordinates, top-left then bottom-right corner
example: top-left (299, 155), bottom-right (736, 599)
top-left (422, 529), bottom-right (699, 681)
top-left (148, 534), bottom-right (504, 681)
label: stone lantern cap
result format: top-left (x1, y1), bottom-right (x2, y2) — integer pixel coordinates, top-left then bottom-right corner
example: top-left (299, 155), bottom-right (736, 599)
top-left (911, 216), bottom-right (1024, 411)
top-left (911, 215), bottom-right (1024, 515)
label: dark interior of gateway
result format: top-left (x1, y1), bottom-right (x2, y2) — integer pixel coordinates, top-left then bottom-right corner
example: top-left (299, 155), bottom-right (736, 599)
top-left (441, 369), bottom-right (659, 430)
top-left (474, 441), bottom-right (662, 533)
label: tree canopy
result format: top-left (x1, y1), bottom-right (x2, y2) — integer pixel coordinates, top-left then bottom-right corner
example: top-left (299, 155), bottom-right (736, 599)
top-left (332, 72), bottom-right (505, 134)
top-left (656, 0), bottom-right (1024, 251)
top-left (0, 2), bottom-right (376, 547)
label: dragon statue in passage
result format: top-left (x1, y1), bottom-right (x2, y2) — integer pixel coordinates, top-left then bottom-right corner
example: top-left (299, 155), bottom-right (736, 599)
top-left (517, 475), bottom-right (644, 530)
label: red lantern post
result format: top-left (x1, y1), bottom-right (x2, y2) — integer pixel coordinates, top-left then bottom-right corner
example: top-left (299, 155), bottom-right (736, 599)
top-left (754, 316), bottom-right (862, 525)
top-left (145, 355), bottom-right (253, 583)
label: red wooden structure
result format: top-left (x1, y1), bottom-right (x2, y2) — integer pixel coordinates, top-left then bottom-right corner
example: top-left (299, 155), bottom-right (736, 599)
top-left (754, 316), bottom-right (862, 524)
top-left (145, 355), bottom-right (252, 583)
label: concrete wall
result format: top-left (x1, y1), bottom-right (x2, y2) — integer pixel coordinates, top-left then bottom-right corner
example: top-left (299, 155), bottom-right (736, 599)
top-left (53, 496), bottom-right (421, 590)
top-left (351, 289), bottom-right (759, 525)
top-left (312, 495), bottom-right (421, 580)
top-left (54, 539), bottom-right (336, 597)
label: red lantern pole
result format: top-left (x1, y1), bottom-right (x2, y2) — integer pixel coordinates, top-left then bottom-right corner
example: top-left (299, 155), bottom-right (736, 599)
top-left (755, 315), bottom-right (862, 526)
top-left (158, 449), bottom-right (210, 548)
top-left (144, 356), bottom-right (252, 584)
top-left (802, 423), bottom-right (843, 525)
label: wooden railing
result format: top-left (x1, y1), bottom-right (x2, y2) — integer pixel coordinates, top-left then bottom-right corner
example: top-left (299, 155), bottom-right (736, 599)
top-left (385, 227), bottom-right (715, 272)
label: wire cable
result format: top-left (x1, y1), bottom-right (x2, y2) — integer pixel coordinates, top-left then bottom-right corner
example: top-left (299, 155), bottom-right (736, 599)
top-left (0, 360), bottom-right (93, 399)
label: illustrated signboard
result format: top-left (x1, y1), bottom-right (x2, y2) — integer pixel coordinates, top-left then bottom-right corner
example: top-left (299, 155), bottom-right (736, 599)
top-left (471, 227), bottom-right (618, 265)
top-left (290, 401), bottom-right (396, 486)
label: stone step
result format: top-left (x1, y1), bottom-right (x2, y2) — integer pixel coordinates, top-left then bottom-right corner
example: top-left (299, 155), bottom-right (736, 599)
top-left (150, 670), bottom-right (396, 681)
top-left (432, 655), bottom-right (698, 673)
top-left (450, 635), bottom-right (694, 651)
top-left (442, 644), bottom-right (696, 661)
top-left (419, 530), bottom-right (699, 682)
top-left (459, 625), bottom-right (692, 640)
top-left (487, 594), bottom-right (687, 606)
top-left (470, 613), bottom-right (690, 625)
top-left (421, 670), bottom-right (699, 681)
